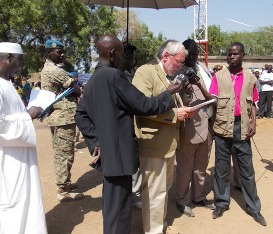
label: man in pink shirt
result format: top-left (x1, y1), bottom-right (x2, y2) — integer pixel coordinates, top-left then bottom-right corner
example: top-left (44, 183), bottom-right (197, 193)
top-left (195, 42), bottom-right (266, 226)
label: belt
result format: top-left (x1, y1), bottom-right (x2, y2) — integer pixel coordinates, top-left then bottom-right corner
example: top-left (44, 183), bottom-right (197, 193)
top-left (234, 116), bottom-right (241, 122)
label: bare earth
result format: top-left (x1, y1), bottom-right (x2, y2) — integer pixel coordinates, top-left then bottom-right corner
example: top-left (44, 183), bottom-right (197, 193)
top-left (36, 118), bottom-right (273, 234)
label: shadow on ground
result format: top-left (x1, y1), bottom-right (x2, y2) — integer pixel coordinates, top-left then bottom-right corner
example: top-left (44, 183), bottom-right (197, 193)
top-left (260, 158), bottom-right (273, 172)
top-left (75, 168), bottom-right (103, 193)
top-left (46, 196), bottom-right (101, 234)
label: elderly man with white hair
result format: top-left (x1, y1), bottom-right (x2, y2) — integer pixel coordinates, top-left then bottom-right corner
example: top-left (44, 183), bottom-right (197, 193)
top-left (133, 40), bottom-right (193, 234)
top-left (0, 42), bottom-right (47, 234)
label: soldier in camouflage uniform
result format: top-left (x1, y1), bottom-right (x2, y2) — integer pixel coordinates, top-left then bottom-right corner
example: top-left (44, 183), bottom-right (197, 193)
top-left (41, 39), bottom-right (84, 202)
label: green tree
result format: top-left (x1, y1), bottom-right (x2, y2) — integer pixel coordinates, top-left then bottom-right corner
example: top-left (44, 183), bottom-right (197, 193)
top-left (0, 1), bottom-right (118, 73)
top-left (0, 0), bottom-right (167, 73)
top-left (205, 25), bottom-right (273, 56)
top-left (131, 27), bottom-right (165, 66)
top-left (113, 10), bottom-right (166, 66)
top-left (207, 25), bottom-right (225, 55)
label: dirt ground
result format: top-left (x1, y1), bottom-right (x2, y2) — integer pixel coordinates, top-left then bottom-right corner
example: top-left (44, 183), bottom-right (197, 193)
top-left (35, 118), bottom-right (273, 234)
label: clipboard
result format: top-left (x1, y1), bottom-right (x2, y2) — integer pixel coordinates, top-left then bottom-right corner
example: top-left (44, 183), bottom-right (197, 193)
top-left (189, 99), bottom-right (216, 111)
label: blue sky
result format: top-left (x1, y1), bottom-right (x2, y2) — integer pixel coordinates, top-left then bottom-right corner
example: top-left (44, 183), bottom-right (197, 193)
top-left (128, 0), bottom-right (273, 41)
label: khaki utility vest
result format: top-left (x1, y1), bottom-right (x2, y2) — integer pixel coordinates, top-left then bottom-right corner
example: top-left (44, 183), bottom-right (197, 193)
top-left (213, 68), bottom-right (256, 140)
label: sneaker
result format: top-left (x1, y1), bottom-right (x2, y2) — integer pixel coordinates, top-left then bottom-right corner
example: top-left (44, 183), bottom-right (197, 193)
top-left (57, 189), bottom-right (84, 202)
top-left (132, 201), bottom-right (142, 209)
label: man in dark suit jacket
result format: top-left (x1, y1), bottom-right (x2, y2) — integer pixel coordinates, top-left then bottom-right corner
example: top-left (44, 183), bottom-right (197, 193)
top-left (74, 35), bottom-right (194, 234)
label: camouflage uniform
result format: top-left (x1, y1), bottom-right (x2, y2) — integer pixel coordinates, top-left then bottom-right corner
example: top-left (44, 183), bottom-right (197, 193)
top-left (41, 59), bottom-right (77, 190)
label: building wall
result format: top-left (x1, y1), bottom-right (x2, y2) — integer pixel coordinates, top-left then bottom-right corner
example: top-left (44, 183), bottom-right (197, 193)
top-left (205, 56), bottom-right (273, 70)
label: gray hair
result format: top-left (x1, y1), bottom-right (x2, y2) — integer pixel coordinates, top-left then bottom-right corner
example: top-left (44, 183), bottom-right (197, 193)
top-left (157, 40), bottom-right (188, 59)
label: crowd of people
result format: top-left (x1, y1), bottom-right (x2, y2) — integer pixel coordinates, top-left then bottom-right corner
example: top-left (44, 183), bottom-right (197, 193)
top-left (11, 78), bottom-right (40, 106)
top-left (0, 37), bottom-right (269, 234)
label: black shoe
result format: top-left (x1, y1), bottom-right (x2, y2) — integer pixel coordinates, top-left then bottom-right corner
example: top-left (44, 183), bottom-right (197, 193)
top-left (176, 203), bottom-right (195, 217)
top-left (212, 206), bottom-right (229, 219)
top-left (193, 199), bottom-right (215, 210)
top-left (250, 212), bottom-right (267, 226)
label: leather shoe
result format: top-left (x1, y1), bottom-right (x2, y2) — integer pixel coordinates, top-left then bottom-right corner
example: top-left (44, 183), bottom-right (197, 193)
top-left (193, 199), bottom-right (215, 210)
top-left (212, 206), bottom-right (229, 219)
top-left (176, 203), bottom-right (195, 217)
top-left (250, 212), bottom-right (267, 226)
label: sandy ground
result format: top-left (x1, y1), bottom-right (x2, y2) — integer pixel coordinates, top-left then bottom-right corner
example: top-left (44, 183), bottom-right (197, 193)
top-left (36, 118), bottom-right (273, 234)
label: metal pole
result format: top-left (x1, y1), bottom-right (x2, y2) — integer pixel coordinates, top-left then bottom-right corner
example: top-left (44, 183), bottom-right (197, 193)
top-left (126, 0), bottom-right (129, 44)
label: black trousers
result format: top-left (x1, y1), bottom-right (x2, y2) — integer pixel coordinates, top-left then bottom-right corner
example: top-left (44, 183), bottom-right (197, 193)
top-left (213, 120), bottom-right (261, 213)
top-left (102, 175), bottom-right (132, 234)
top-left (259, 91), bottom-right (273, 117)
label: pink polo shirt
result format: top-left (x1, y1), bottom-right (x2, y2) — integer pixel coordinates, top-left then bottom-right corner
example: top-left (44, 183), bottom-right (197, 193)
top-left (209, 69), bottom-right (259, 116)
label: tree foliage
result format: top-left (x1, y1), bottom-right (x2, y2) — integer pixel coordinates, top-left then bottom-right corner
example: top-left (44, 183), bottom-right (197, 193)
top-left (0, 1), bottom-right (166, 74)
top-left (206, 25), bottom-right (273, 56)
top-left (0, 0), bottom-right (96, 72)
top-left (5, 1), bottom-right (273, 75)
top-left (113, 10), bottom-right (166, 66)
top-left (131, 27), bottom-right (165, 66)
top-left (0, 1), bottom-right (118, 74)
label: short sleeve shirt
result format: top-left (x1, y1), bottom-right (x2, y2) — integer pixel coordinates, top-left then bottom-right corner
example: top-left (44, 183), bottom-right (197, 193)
top-left (41, 59), bottom-right (77, 126)
top-left (209, 69), bottom-right (258, 116)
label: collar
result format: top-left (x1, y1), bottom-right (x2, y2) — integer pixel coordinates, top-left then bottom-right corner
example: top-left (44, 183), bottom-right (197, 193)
top-left (95, 63), bottom-right (112, 70)
top-left (156, 57), bottom-right (167, 76)
top-left (228, 67), bottom-right (243, 76)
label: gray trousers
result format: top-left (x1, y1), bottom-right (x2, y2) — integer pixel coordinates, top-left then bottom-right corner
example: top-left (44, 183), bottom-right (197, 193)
top-left (176, 138), bottom-right (210, 205)
top-left (231, 147), bottom-right (241, 187)
top-left (213, 120), bottom-right (261, 213)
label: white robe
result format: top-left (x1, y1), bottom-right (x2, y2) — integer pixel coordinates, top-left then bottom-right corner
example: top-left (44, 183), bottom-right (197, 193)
top-left (0, 78), bottom-right (47, 234)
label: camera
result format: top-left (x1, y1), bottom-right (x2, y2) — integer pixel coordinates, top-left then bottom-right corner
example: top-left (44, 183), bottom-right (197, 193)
top-left (185, 67), bottom-right (200, 82)
top-left (172, 73), bottom-right (188, 85)
top-left (172, 67), bottom-right (200, 85)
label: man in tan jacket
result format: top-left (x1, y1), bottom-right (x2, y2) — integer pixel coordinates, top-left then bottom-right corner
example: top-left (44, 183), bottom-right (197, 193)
top-left (133, 40), bottom-right (195, 234)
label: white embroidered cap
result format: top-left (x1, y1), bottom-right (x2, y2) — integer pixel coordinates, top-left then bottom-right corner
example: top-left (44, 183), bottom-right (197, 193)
top-left (0, 42), bottom-right (23, 54)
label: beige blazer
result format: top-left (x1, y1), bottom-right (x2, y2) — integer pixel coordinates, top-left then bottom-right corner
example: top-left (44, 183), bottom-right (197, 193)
top-left (132, 59), bottom-right (182, 158)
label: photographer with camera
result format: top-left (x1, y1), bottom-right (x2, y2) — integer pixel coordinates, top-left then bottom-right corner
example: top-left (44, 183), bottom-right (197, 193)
top-left (175, 39), bottom-right (215, 217)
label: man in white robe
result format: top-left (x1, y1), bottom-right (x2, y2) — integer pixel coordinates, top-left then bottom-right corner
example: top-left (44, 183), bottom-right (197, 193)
top-left (0, 42), bottom-right (47, 234)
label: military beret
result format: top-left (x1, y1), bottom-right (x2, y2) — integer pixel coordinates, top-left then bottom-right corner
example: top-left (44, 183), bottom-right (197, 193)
top-left (45, 39), bottom-right (64, 49)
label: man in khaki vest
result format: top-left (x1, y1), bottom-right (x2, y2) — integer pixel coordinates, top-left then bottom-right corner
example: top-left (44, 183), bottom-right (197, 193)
top-left (195, 42), bottom-right (266, 226)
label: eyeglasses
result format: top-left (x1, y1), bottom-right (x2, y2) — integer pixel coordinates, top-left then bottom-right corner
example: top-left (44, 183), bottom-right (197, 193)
top-left (170, 55), bottom-right (184, 66)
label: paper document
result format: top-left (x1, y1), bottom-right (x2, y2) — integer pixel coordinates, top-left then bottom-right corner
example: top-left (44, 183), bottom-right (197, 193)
top-left (27, 90), bottom-right (56, 110)
top-left (37, 87), bottom-right (74, 121)
top-left (189, 99), bottom-right (216, 111)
